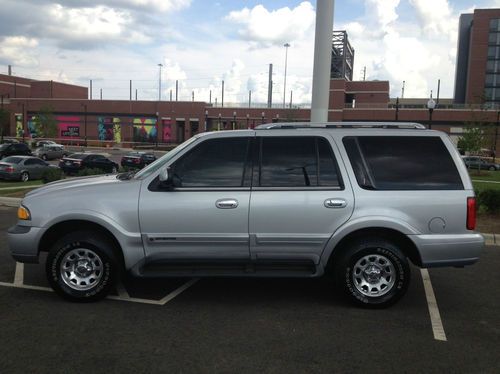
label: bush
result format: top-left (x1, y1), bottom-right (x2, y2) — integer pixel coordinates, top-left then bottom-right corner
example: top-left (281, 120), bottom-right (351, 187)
top-left (42, 168), bottom-right (63, 184)
top-left (477, 189), bottom-right (500, 214)
top-left (76, 168), bottom-right (106, 177)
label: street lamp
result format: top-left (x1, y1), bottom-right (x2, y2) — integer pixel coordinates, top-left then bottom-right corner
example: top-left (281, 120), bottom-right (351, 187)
top-left (261, 112), bottom-right (265, 124)
top-left (283, 42), bottom-right (291, 108)
top-left (427, 97), bottom-right (436, 130)
top-left (395, 97), bottom-right (399, 121)
top-left (246, 114), bottom-right (250, 129)
top-left (158, 63), bottom-right (163, 101)
top-left (218, 113), bottom-right (221, 131)
top-left (233, 111), bottom-right (236, 130)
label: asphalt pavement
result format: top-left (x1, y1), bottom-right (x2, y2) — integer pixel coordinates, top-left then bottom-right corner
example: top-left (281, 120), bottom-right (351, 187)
top-left (0, 206), bottom-right (499, 373)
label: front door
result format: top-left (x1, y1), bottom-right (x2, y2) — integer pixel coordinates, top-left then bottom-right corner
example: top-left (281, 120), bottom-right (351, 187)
top-left (139, 135), bottom-right (254, 261)
top-left (249, 135), bottom-right (354, 264)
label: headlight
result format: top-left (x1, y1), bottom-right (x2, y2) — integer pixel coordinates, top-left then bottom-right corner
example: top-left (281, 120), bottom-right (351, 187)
top-left (17, 205), bottom-right (31, 220)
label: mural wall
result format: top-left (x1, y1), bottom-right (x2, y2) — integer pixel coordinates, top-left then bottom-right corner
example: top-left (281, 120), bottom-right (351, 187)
top-left (162, 119), bottom-right (172, 142)
top-left (98, 117), bottom-right (121, 143)
top-left (15, 114), bottom-right (23, 137)
top-left (57, 116), bottom-right (81, 139)
top-left (133, 117), bottom-right (157, 143)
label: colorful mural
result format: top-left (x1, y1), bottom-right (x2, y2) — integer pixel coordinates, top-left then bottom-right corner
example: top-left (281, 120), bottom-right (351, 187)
top-left (162, 119), bottom-right (172, 142)
top-left (98, 117), bottom-right (121, 143)
top-left (57, 116), bottom-right (81, 139)
top-left (15, 114), bottom-right (23, 137)
top-left (133, 118), bottom-right (157, 143)
top-left (27, 115), bottom-right (39, 138)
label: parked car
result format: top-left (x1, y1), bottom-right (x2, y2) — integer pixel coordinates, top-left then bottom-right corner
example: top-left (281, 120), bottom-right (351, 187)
top-left (121, 152), bottom-right (157, 169)
top-left (59, 153), bottom-right (119, 174)
top-left (0, 156), bottom-right (57, 182)
top-left (0, 143), bottom-right (32, 159)
top-left (8, 122), bottom-right (484, 307)
top-left (34, 145), bottom-right (69, 161)
top-left (1, 138), bottom-right (19, 144)
top-left (34, 140), bottom-right (58, 148)
top-left (462, 156), bottom-right (500, 171)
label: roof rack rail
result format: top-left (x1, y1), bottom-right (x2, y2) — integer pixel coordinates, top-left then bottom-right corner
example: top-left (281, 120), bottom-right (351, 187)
top-left (255, 122), bottom-right (427, 130)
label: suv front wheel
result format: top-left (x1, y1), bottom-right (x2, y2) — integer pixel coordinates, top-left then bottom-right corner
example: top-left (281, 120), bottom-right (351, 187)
top-left (46, 231), bottom-right (117, 302)
top-left (335, 238), bottom-right (410, 308)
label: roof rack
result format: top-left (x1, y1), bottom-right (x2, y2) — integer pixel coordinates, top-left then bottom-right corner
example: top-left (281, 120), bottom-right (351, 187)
top-left (255, 122), bottom-right (427, 130)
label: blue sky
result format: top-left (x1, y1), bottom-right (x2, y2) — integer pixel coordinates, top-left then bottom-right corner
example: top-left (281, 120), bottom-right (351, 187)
top-left (0, 1), bottom-right (499, 103)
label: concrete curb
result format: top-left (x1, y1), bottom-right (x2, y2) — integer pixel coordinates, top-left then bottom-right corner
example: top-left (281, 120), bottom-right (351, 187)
top-left (0, 197), bottom-right (22, 207)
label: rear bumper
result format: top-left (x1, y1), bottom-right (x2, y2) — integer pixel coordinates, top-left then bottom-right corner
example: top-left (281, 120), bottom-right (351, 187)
top-left (7, 224), bottom-right (45, 264)
top-left (409, 233), bottom-right (484, 267)
top-left (0, 171), bottom-right (20, 180)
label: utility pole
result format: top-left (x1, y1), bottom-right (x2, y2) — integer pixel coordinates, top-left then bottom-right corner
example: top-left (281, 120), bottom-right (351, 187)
top-left (283, 43), bottom-right (290, 108)
top-left (267, 64), bottom-right (273, 108)
top-left (222, 80), bottom-right (225, 108)
top-left (135, 89), bottom-right (138, 101)
top-left (209, 90), bottom-right (212, 104)
top-left (310, 0), bottom-right (334, 122)
top-left (192, 91), bottom-right (194, 102)
top-left (436, 79), bottom-right (441, 107)
top-left (401, 80), bottom-right (405, 99)
top-left (90, 80), bottom-right (92, 100)
top-left (290, 90), bottom-right (293, 109)
top-left (170, 90), bottom-right (172, 101)
top-left (158, 63), bottom-right (163, 101)
top-left (362, 66), bottom-right (366, 81)
top-left (248, 90), bottom-right (252, 108)
top-left (100, 89), bottom-right (102, 100)
top-left (130, 80), bottom-right (132, 101)
top-left (175, 80), bottom-right (178, 101)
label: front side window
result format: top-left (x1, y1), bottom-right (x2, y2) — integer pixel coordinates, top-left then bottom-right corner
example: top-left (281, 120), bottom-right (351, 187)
top-left (343, 136), bottom-right (463, 190)
top-left (172, 137), bottom-right (251, 188)
top-left (258, 137), bottom-right (342, 188)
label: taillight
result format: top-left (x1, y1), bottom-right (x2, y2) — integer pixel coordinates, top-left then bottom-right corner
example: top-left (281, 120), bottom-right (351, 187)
top-left (134, 158), bottom-right (141, 164)
top-left (467, 197), bottom-right (476, 230)
top-left (6, 166), bottom-right (14, 173)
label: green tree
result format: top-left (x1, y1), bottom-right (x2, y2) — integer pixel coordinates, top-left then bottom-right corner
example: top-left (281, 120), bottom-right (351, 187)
top-left (457, 126), bottom-right (486, 155)
top-left (33, 105), bottom-right (58, 138)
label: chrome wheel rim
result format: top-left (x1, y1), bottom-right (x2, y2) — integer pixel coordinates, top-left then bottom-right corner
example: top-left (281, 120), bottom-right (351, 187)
top-left (21, 172), bottom-right (29, 182)
top-left (352, 254), bottom-right (396, 297)
top-left (60, 248), bottom-right (103, 291)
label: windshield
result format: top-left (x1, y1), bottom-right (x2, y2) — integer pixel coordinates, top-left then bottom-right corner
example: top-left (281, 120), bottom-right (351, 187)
top-left (1, 156), bottom-right (23, 164)
top-left (133, 136), bottom-right (198, 180)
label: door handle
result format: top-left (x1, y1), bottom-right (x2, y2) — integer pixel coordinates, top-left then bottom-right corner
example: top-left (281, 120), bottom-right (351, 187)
top-left (216, 199), bottom-right (239, 209)
top-left (324, 198), bottom-right (347, 209)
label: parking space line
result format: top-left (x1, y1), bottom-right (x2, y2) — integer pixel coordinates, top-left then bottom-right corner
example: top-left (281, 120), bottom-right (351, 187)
top-left (0, 281), bottom-right (53, 293)
top-left (420, 269), bottom-right (447, 342)
top-left (158, 278), bottom-right (199, 306)
top-left (14, 262), bottom-right (24, 286)
top-left (115, 282), bottom-right (130, 299)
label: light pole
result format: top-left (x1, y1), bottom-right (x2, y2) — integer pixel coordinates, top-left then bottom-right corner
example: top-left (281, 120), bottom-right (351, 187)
top-left (283, 42), bottom-right (291, 108)
top-left (427, 96), bottom-right (436, 130)
top-left (395, 97), bottom-right (399, 121)
top-left (83, 104), bottom-right (87, 146)
top-left (246, 114), bottom-right (250, 129)
top-left (261, 112), bottom-right (265, 124)
top-left (158, 63), bottom-right (163, 101)
top-left (218, 113), bottom-right (221, 131)
top-left (233, 111), bottom-right (236, 130)
top-left (205, 110), bottom-right (209, 132)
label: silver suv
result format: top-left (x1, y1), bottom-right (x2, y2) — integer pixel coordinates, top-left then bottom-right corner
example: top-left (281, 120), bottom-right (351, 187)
top-left (8, 123), bottom-right (484, 307)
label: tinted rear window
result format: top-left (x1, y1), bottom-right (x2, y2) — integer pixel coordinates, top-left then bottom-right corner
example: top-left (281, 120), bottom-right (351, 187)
top-left (1, 156), bottom-right (23, 164)
top-left (343, 136), bottom-right (463, 190)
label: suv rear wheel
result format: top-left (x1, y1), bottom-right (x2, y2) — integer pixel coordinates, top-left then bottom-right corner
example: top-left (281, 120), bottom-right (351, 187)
top-left (335, 238), bottom-right (410, 308)
top-left (46, 231), bottom-right (117, 302)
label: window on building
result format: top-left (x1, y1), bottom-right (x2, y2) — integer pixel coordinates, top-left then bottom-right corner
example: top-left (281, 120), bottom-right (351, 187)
top-left (490, 19), bottom-right (500, 32)
top-left (488, 46), bottom-right (500, 59)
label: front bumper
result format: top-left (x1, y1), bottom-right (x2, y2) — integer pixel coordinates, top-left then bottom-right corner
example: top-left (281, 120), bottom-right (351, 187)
top-left (409, 233), bottom-right (484, 267)
top-left (7, 224), bottom-right (46, 263)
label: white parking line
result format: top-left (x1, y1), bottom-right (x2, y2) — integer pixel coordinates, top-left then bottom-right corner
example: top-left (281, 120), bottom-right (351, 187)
top-left (420, 269), bottom-right (447, 342)
top-left (0, 274), bottom-right (199, 306)
top-left (14, 262), bottom-right (24, 286)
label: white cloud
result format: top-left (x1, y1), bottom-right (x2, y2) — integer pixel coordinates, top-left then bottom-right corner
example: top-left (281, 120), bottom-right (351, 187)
top-left (117, 0), bottom-right (191, 12)
top-left (226, 2), bottom-right (315, 47)
top-left (0, 36), bottom-right (39, 67)
top-left (409, 0), bottom-right (457, 41)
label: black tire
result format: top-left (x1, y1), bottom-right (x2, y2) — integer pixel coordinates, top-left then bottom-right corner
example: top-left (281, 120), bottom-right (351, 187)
top-left (46, 230), bottom-right (117, 302)
top-left (489, 166), bottom-right (496, 171)
top-left (335, 238), bottom-right (410, 308)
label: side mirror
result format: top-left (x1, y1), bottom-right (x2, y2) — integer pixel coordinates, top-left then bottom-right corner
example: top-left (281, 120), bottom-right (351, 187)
top-left (159, 167), bottom-right (172, 183)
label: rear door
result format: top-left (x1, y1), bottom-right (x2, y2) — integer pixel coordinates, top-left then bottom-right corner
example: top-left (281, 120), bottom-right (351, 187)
top-left (249, 134), bottom-right (354, 264)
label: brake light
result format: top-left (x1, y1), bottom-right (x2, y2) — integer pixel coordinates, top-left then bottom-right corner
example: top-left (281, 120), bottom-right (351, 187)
top-left (467, 197), bottom-right (476, 230)
top-left (134, 158), bottom-right (141, 164)
top-left (6, 166), bottom-right (14, 173)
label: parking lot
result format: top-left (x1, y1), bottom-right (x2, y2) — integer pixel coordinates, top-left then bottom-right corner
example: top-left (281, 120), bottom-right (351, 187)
top-left (0, 206), bottom-right (499, 373)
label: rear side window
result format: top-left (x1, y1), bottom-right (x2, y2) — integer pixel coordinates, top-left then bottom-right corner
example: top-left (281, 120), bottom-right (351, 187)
top-left (258, 137), bottom-right (342, 188)
top-left (343, 136), bottom-right (463, 190)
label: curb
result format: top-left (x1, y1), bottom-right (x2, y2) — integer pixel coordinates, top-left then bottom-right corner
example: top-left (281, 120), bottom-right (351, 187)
top-left (0, 197), bottom-right (22, 207)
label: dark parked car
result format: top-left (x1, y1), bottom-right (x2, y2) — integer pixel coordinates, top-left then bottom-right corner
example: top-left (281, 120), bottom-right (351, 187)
top-left (59, 153), bottom-right (119, 174)
top-left (0, 143), bottom-right (32, 159)
top-left (120, 152), bottom-right (157, 169)
top-left (1, 138), bottom-right (19, 144)
top-left (462, 156), bottom-right (500, 171)
top-left (0, 156), bottom-right (57, 182)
